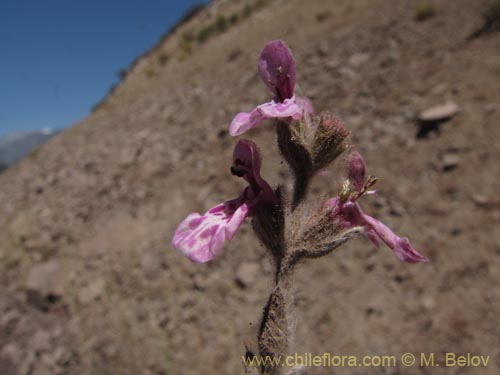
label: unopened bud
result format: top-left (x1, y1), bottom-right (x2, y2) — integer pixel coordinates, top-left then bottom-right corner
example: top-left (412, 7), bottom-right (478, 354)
top-left (312, 112), bottom-right (350, 170)
top-left (276, 120), bottom-right (313, 178)
top-left (276, 120), bottom-right (314, 208)
top-left (347, 151), bottom-right (366, 194)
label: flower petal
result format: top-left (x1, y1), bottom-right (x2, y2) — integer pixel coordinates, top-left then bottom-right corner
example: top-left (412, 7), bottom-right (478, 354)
top-left (258, 98), bottom-right (303, 119)
top-left (232, 141), bottom-right (277, 209)
top-left (233, 139), bottom-right (262, 182)
top-left (229, 109), bottom-right (266, 136)
top-left (328, 199), bottom-right (429, 263)
top-left (295, 96), bottom-right (314, 114)
top-left (172, 202), bottom-right (249, 263)
top-left (229, 98), bottom-right (304, 136)
top-left (258, 40), bottom-right (296, 101)
top-left (360, 211), bottom-right (429, 263)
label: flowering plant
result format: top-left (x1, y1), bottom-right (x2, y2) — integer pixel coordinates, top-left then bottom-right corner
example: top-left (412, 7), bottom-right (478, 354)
top-left (172, 40), bottom-right (428, 375)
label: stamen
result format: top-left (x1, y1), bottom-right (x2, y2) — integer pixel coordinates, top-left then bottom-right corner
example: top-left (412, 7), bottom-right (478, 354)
top-left (357, 175), bottom-right (379, 198)
top-left (340, 180), bottom-right (351, 202)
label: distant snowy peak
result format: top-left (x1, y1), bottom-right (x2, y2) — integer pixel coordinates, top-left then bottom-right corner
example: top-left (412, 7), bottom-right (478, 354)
top-left (41, 127), bottom-right (55, 135)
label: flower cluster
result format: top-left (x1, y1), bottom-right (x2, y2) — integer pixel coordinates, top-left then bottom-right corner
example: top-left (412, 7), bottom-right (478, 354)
top-left (172, 40), bottom-right (428, 265)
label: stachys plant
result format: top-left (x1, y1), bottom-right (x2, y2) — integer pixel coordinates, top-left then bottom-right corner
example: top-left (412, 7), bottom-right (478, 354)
top-left (172, 40), bottom-right (428, 375)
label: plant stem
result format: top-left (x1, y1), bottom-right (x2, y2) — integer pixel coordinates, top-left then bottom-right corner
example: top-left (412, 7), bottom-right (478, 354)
top-left (257, 274), bottom-right (292, 375)
top-left (291, 172), bottom-right (309, 211)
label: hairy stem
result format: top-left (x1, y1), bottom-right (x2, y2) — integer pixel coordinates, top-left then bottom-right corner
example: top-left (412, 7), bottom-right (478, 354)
top-left (291, 172), bottom-right (309, 211)
top-left (257, 275), bottom-right (293, 375)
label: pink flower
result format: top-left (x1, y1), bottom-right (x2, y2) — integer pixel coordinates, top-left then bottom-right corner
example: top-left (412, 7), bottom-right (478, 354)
top-left (229, 40), bottom-right (313, 136)
top-left (258, 39), bottom-right (296, 102)
top-left (172, 140), bottom-right (275, 263)
top-left (328, 152), bottom-right (429, 263)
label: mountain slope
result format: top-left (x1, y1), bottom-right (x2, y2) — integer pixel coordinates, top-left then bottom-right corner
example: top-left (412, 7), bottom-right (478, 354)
top-left (0, 1), bottom-right (499, 374)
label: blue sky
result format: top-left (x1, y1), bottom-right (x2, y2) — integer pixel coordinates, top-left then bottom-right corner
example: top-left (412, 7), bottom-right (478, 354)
top-left (0, 0), bottom-right (208, 137)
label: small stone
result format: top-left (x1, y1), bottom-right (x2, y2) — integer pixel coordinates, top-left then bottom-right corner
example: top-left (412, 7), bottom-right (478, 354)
top-left (24, 232), bottom-right (53, 253)
top-left (389, 204), bottom-right (405, 217)
top-left (421, 296), bottom-right (436, 310)
top-left (193, 273), bottom-right (208, 290)
top-left (53, 347), bottom-right (71, 365)
top-left (419, 102), bottom-right (460, 122)
top-left (235, 262), bottom-right (261, 288)
top-left (317, 43), bottom-right (328, 57)
top-left (338, 66), bottom-right (357, 80)
top-left (472, 194), bottom-right (489, 207)
top-left (325, 59), bottom-right (340, 70)
top-left (484, 103), bottom-right (497, 114)
top-left (119, 146), bottom-right (138, 167)
top-left (26, 260), bottom-right (63, 309)
top-left (78, 277), bottom-right (106, 304)
top-left (348, 52), bottom-right (370, 68)
top-left (431, 84), bottom-right (447, 95)
top-left (441, 153), bottom-right (460, 171)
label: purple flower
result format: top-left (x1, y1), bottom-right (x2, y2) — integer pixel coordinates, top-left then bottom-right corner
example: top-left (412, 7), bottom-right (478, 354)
top-left (172, 140), bottom-right (275, 263)
top-left (328, 152), bottom-right (429, 263)
top-left (229, 40), bottom-right (313, 136)
top-left (258, 40), bottom-right (296, 102)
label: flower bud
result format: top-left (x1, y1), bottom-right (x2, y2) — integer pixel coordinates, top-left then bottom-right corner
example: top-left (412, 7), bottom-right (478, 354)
top-left (258, 40), bottom-right (296, 102)
top-left (347, 151), bottom-right (366, 194)
top-left (276, 120), bottom-right (313, 178)
top-left (312, 112), bottom-right (350, 170)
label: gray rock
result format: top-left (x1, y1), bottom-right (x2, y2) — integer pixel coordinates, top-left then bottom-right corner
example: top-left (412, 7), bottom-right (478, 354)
top-left (119, 146), bottom-right (138, 167)
top-left (472, 194), bottom-right (489, 207)
top-left (419, 102), bottom-right (460, 122)
top-left (24, 232), bottom-right (54, 254)
top-left (26, 260), bottom-right (63, 309)
top-left (78, 277), bottom-right (106, 304)
top-left (421, 296), bottom-right (436, 310)
top-left (317, 43), bottom-right (328, 57)
top-left (484, 103), bottom-right (498, 114)
top-left (441, 153), bottom-right (460, 171)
